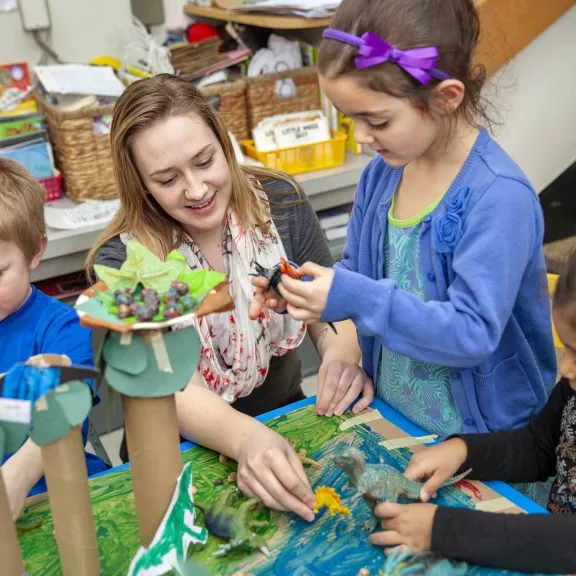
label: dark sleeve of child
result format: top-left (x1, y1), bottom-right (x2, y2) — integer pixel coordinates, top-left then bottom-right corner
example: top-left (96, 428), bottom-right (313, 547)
top-left (432, 380), bottom-right (576, 574)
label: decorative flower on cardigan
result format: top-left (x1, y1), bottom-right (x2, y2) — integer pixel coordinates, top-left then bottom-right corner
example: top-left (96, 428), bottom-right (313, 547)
top-left (435, 186), bottom-right (471, 254)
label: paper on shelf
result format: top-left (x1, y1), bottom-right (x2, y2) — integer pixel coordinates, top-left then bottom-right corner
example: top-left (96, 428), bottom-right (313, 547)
top-left (34, 65), bottom-right (125, 97)
top-left (45, 198), bottom-right (120, 229)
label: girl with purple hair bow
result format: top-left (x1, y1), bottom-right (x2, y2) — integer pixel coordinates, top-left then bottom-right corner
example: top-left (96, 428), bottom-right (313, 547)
top-left (275, 0), bottom-right (563, 570)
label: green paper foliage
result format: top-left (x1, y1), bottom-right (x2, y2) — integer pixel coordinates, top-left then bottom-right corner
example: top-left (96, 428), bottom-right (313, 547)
top-left (102, 328), bottom-right (200, 398)
top-left (29, 381), bottom-right (93, 447)
top-left (93, 240), bottom-right (225, 297)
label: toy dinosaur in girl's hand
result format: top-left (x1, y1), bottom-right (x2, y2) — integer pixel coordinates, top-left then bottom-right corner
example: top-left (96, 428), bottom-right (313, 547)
top-left (250, 258), bottom-right (338, 334)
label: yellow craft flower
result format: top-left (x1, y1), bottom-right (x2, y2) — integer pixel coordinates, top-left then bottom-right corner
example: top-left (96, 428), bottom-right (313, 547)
top-left (313, 486), bottom-right (350, 516)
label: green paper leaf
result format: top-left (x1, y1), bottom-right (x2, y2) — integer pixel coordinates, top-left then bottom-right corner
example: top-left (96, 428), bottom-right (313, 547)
top-left (104, 329), bottom-right (200, 398)
top-left (103, 334), bottom-right (148, 376)
top-left (30, 381), bottom-right (93, 447)
top-left (167, 250), bottom-right (187, 265)
top-left (76, 297), bottom-right (123, 324)
top-left (179, 269), bottom-right (225, 299)
top-left (94, 264), bottom-right (136, 292)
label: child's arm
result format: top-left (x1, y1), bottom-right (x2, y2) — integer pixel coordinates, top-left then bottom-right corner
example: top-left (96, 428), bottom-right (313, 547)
top-left (1, 439), bottom-right (43, 520)
top-left (372, 502), bottom-right (576, 574)
top-left (175, 373), bottom-right (316, 521)
top-left (405, 381), bottom-right (568, 500)
top-left (283, 172), bottom-right (546, 368)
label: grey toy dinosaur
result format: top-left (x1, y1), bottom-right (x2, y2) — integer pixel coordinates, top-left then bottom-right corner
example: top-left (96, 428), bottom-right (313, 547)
top-left (194, 485), bottom-right (270, 557)
top-left (333, 446), bottom-right (471, 531)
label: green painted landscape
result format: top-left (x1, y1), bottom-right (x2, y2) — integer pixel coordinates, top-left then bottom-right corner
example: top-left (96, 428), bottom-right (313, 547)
top-left (17, 405), bottom-right (530, 576)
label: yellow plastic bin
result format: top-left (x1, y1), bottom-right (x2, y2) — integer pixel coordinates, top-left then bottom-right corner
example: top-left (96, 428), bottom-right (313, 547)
top-left (548, 273), bottom-right (564, 350)
top-left (242, 131), bottom-right (347, 176)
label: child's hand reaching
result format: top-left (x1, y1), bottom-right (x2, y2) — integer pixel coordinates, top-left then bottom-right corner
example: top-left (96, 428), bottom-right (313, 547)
top-left (278, 262), bottom-right (334, 323)
top-left (403, 438), bottom-right (468, 501)
top-left (370, 502), bottom-right (437, 553)
top-left (236, 425), bottom-right (316, 522)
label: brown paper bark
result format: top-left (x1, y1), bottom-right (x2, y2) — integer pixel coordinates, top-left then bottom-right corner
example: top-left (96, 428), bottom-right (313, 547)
top-left (0, 470), bottom-right (26, 576)
top-left (41, 426), bottom-right (100, 576)
top-left (122, 394), bottom-right (182, 547)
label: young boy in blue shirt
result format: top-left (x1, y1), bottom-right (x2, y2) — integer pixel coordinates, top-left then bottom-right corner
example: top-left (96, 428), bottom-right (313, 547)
top-left (0, 158), bottom-right (106, 521)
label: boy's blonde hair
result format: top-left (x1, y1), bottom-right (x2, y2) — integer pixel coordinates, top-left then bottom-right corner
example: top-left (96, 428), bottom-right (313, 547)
top-left (0, 157), bottom-right (46, 262)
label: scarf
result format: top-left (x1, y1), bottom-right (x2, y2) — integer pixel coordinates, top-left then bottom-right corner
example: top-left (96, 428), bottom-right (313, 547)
top-left (123, 204), bottom-right (306, 403)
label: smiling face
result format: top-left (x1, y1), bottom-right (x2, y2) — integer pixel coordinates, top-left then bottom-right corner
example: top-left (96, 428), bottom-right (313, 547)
top-left (131, 114), bottom-right (233, 238)
top-left (319, 74), bottom-right (445, 168)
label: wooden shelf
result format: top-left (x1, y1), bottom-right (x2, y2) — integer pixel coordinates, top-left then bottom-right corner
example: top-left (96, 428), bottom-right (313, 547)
top-left (182, 4), bottom-right (331, 29)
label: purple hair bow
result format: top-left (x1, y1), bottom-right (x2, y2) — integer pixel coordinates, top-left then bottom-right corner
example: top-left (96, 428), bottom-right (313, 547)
top-left (323, 29), bottom-right (451, 85)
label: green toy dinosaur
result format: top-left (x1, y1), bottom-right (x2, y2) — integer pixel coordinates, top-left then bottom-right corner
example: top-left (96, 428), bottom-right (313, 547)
top-left (194, 485), bottom-right (270, 557)
top-left (333, 447), bottom-right (471, 531)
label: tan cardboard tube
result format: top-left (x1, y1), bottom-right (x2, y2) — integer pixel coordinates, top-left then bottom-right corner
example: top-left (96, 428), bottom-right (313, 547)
top-left (122, 394), bottom-right (182, 547)
top-left (42, 426), bottom-right (100, 576)
top-left (0, 469), bottom-right (25, 576)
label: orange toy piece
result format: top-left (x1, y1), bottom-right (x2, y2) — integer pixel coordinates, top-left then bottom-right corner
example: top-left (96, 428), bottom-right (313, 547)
top-left (278, 257), bottom-right (301, 280)
top-left (313, 486), bottom-right (350, 516)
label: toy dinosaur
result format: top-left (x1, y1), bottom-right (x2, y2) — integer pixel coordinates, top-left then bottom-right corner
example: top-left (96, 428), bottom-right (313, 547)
top-left (333, 447), bottom-right (471, 531)
top-left (379, 546), bottom-right (468, 576)
top-left (194, 486), bottom-right (270, 557)
top-left (250, 259), bottom-right (337, 334)
top-left (314, 486), bottom-right (350, 516)
top-left (291, 439), bottom-right (320, 467)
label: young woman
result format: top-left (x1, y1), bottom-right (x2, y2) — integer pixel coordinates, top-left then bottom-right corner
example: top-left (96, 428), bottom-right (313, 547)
top-left (86, 74), bottom-right (373, 520)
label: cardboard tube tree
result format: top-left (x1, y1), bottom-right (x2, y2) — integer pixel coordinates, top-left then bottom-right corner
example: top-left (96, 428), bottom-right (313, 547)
top-left (75, 240), bottom-right (234, 549)
top-left (0, 396), bottom-right (31, 576)
top-left (2, 357), bottom-right (102, 576)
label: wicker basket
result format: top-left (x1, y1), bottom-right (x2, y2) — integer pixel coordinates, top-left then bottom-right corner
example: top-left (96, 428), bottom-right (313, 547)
top-left (245, 66), bottom-right (320, 130)
top-left (35, 93), bottom-right (116, 202)
top-left (201, 80), bottom-right (249, 142)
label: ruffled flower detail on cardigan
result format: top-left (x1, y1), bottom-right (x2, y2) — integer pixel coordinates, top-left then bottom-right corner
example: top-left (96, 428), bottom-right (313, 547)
top-left (435, 186), bottom-right (470, 254)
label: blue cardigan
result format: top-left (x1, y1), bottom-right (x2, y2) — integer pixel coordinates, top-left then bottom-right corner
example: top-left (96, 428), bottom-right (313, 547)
top-left (322, 128), bottom-right (557, 434)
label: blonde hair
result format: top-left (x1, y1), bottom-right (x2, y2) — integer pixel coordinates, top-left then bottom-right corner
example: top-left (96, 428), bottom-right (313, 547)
top-left (86, 74), bottom-right (300, 278)
top-left (0, 157), bottom-right (46, 262)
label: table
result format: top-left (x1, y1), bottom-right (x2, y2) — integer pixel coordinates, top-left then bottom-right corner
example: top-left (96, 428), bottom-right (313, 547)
top-left (18, 396), bottom-right (545, 575)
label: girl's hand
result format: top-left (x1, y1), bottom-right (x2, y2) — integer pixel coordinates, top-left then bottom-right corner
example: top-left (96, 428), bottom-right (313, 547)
top-left (278, 262), bottom-right (334, 324)
top-left (249, 276), bottom-right (287, 319)
top-left (316, 359), bottom-right (373, 417)
top-left (370, 502), bottom-right (437, 553)
top-left (403, 438), bottom-right (468, 501)
top-left (236, 426), bottom-right (316, 522)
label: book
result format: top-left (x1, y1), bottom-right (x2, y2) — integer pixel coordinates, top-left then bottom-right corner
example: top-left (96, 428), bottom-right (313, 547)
top-left (0, 63), bottom-right (37, 118)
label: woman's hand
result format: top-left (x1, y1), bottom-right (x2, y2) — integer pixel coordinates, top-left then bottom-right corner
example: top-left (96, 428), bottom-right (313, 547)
top-left (403, 438), bottom-right (469, 501)
top-left (278, 262), bottom-right (334, 324)
top-left (370, 502), bottom-right (437, 553)
top-left (316, 358), bottom-right (373, 417)
top-left (236, 425), bottom-right (316, 522)
top-left (249, 276), bottom-right (287, 319)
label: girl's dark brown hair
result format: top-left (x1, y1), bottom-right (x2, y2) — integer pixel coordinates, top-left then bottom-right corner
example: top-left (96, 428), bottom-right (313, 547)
top-left (553, 251), bottom-right (576, 310)
top-left (318, 0), bottom-right (491, 128)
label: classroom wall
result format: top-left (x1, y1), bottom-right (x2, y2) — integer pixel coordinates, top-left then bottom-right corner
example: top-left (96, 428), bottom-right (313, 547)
top-left (489, 4), bottom-right (576, 192)
top-left (0, 0), bottom-right (132, 66)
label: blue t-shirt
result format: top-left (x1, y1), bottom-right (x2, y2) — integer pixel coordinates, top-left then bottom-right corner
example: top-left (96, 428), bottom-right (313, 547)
top-left (0, 286), bottom-right (107, 494)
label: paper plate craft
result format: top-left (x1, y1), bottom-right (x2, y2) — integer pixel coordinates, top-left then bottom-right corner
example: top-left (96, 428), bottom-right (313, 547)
top-left (75, 240), bottom-right (235, 552)
top-left (0, 395), bottom-right (32, 576)
top-left (1, 354), bottom-right (101, 576)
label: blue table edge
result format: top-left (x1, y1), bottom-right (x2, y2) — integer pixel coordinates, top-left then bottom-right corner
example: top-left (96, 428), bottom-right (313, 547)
top-left (89, 395), bottom-right (547, 515)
